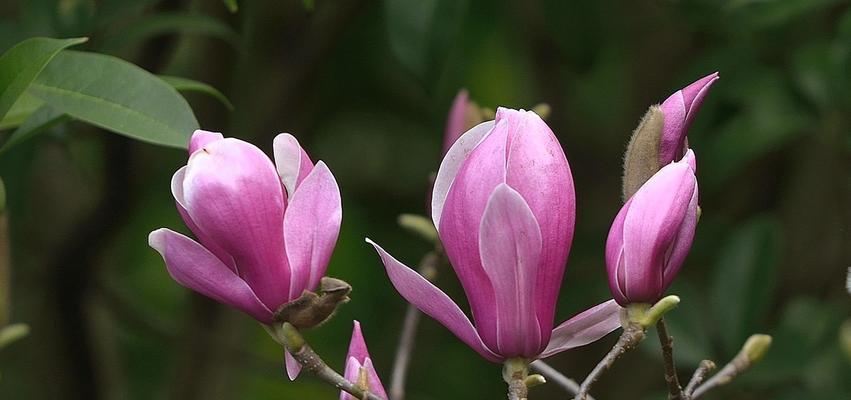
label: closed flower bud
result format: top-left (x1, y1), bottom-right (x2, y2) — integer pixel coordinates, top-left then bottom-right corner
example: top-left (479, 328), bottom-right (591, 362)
top-left (341, 321), bottom-right (387, 400)
top-left (607, 150), bottom-right (699, 306)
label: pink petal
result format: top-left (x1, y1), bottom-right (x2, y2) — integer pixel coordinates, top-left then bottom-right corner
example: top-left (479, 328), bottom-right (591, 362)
top-left (658, 73), bottom-right (719, 165)
top-left (662, 179), bottom-right (699, 290)
top-left (442, 89), bottom-right (470, 155)
top-left (681, 72), bottom-right (719, 126)
top-left (539, 300), bottom-right (622, 359)
top-left (283, 161), bottom-right (342, 298)
top-left (478, 184), bottom-right (543, 357)
top-left (342, 321), bottom-right (388, 399)
top-left (347, 320), bottom-right (369, 363)
top-left (285, 349), bottom-right (302, 381)
top-left (622, 162), bottom-right (696, 302)
top-left (431, 120), bottom-right (495, 229)
top-left (605, 198), bottom-right (632, 306)
top-left (362, 358), bottom-right (387, 399)
top-left (340, 357), bottom-right (362, 400)
top-left (188, 130), bottom-right (224, 154)
top-left (171, 166), bottom-right (236, 271)
top-left (148, 229), bottom-right (272, 322)
top-left (273, 133), bottom-right (314, 199)
top-left (500, 107), bottom-right (575, 338)
top-left (182, 138), bottom-right (290, 309)
top-left (366, 239), bottom-right (501, 362)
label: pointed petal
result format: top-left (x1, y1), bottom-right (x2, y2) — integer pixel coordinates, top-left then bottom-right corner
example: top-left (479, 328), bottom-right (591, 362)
top-left (273, 133), bottom-right (314, 198)
top-left (431, 120), bottom-right (495, 229)
top-left (442, 89), bottom-right (470, 155)
top-left (479, 184), bottom-right (543, 357)
top-left (284, 161), bottom-right (342, 298)
top-left (500, 107), bottom-right (575, 336)
top-left (622, 162), bottom-right (696, 302)
top-left (362, 358), bottom-right (388, 399)
top-left (188, 130), bottom-right (224, 154)
top-left (659, 91), bottom-right (688, 166)
top-left (366, 239), bottom-right (501, 362)
top-left (539, 300), bottom-right (622, 359)
top-left (347, 320), bottom-right (369, 363)
top-left (182, 138), bottom-right (291, 309)
top-left (662, 179), bottom-right (699, 290)
top-left (148, 229), bottom-right (272, 322)
top-left (285, 349), bottom-right (302, 381)
top-left (681, 72), bottom-right (719, 124)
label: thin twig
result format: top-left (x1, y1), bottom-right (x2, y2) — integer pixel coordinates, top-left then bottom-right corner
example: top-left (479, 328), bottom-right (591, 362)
top-left (691, 334), bottom-right (771, 399)
top-left (684, 360), bottom-right (716, 396)
top-left (574, 324), bottom-right (645, 400)
top-left (656, 318), bottom-right (685, 400)
top-left (389, 249), bottom-right (441, 400)
top-left (530, 361), bottom-right (590, 400)
top-left (278, 323), bottom-right (384, 400)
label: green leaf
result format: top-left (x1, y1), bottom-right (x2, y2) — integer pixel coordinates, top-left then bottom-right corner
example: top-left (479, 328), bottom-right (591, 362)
top-left (223, 0), bottom-right (238, 13)
top-left (0, 93), bottom-right (43, 130)
top-left (0, 37), bottom-right (87, 120)
top-left (100, 12), bottom-right (239, 52)
top-left (711, 216), bottom-right (781, 355)
top-left (28, 51), bottom-right (199, 148)
top-left (0, 105), bottom-right (68, 154)
top-left (159, 75), bottom-right (234, 110)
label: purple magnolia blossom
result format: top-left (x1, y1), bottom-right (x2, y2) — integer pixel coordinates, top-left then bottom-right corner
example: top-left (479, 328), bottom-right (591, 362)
top-left (341, 321), bottom-right (387, 400)
top-left (368, 108), bottom-right (621, 362)
top-left (606, 150), bottom-right (698, 306)
top-left (148, 130), bottom-right (342, 378)
top-left (657, 72), bottom-right (719, 166)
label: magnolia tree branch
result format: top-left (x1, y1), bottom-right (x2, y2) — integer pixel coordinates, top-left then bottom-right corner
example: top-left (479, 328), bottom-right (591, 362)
top-left (574, 324), bottom-right (645, 400)
top-left (684, 360), bottom-right (716, 396)
top-left (277, 323), bottom-right (384, 400)
top-left (530, 360), bottom-right (590, 399)
top-left (389, 250), bottom-right (440, 400)
top-left (691, 335), bottom-right (771, 399)
top-left (656, 318), bottom-right (685, 400)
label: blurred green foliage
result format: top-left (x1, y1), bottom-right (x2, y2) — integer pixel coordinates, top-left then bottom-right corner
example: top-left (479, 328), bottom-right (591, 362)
top-left (0, 0), bottom-right (849, 399)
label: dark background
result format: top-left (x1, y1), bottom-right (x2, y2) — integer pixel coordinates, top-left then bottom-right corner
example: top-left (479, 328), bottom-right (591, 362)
top-left (0, 0), bottom-right (849, 399)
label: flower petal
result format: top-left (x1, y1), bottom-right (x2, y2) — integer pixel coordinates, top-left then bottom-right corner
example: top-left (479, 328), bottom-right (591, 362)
top-left (347, 320), bottom-right (369, 363)
top-left (605, 198), bottom-right (632, 306)
top-left (362, 358), bottom-right (387, 399)
top-left (284, 161), bottom-right (342, 298)
top-left (431, 120), bottom-right (495, 229)
top-left (539, 299), bottom-right (622, 359)
top-left (171, 166), bottom-right (236, 271)
top-left (148, 228), bottom-right (272, 322)
top-left (622, 162), bottom-right (696, 302)
top-left (273, 133), bottom-right (314, 198)
top-left (662, 179), bottom-right (699, 290)
top-left (500, 107), bottom-right (575, 337)
top-left (340, 357), bottom-right (362, 400)
top-left (182, 138), bottom-right (290, 309)
top-left (479, 184), bottom-right (542, 357)
top-left (188, 130), bottom-right (224, 154)
top-left (366, 239), bottom-right (501, 362)
top-left (285, 349), bottom-right (302, 381)
top-left (442, 89), bottom-right (470, 155)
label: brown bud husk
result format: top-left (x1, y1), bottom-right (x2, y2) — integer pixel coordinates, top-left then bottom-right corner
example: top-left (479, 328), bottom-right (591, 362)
top-left (622, 105), bottom-right (664, 200)
top-left (274, 277), bottom-right (351, 330)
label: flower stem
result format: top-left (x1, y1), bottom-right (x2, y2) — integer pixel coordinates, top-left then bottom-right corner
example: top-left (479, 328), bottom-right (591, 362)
top-left (574, 323), bottom-right (645, 400)
top-left (277, 323), bottom-right (384, 400)
top-left (684, 360), bottom-right (716, 396)
top-left (504, 358), bottom-right (531, 400)
top-left (656, 318), bottom-right (685, 400)
top-left (691, 335), bottom-right (771, 399)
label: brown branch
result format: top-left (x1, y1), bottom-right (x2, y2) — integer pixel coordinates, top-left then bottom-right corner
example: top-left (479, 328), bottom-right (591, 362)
top-left (691, 334), bottom-right (771, 399)
top-left (656, 318), bottom-right (685, 400)
top-left (389, 250), bottom-right (440, 400)
top-left (574, 324), bottom-right (645, 400)
top-left (684, 360), bottom-right (716, 396)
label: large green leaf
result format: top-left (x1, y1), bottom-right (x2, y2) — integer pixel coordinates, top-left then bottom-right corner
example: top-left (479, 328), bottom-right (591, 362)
top-left (27, 51), bottom-right (199, 148)
top-left (0, 93), bottom-right (43, 130)
top-left (711, 216), bottom-right (781, 355)
top-left (159, 75), bottom-right (234, 110)
top-left (0, 105), bottom-right (68, 154)
top-left (0, 37), bottom-right (87, 120)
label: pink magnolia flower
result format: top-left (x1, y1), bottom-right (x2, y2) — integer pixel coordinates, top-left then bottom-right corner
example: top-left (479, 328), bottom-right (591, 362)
top-left (148, 130), bottom-right (342, 378)
top-left (442, 89), bottom-right (473, 155)
top-left (658, 73), bottom-right (719, 166)
top-left (606, 150), bottom-right (698, 306)
top-left (341, 321), bottom-right (387, 400)
top-left (368, 108), bottom-right (621, 362)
